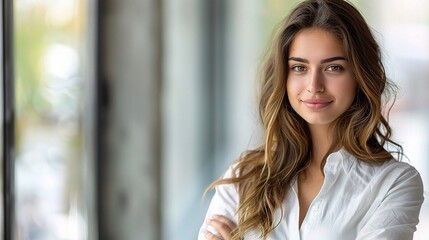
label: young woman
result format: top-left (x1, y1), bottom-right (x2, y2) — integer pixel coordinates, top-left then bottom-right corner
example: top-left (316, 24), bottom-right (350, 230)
top-left (198, 0), bottom-right (424, 239)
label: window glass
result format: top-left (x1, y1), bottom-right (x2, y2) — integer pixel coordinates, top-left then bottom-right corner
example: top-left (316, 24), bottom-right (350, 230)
top-left (14, 0), bottom-right (91, 239)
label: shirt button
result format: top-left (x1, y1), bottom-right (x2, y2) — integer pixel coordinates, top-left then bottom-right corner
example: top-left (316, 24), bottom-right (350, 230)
top-left (313, 205), bottom-right (319, 212)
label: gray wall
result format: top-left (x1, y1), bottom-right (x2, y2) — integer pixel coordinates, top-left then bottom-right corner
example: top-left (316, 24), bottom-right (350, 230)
top-left (98, 0), bottom-right (162, 239)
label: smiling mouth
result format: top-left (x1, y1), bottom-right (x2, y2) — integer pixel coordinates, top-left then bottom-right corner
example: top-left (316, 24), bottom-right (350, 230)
top-left (301, 99), bottom-right (333, 109)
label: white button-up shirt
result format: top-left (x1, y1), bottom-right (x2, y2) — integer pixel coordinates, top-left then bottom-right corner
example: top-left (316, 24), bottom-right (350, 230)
top-left (198, 149), bottom-right (424, 240)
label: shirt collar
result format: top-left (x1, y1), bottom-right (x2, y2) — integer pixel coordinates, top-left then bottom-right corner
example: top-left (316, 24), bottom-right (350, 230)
top-left (290, 148), bottom-right (357, 187)
top-left (325, 148), bottom-right (356, 174)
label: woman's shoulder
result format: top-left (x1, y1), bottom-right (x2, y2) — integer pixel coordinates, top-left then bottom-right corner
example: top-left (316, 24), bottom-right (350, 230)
top-left (345, 151), bottom-right (423, 190)
top-left (339, 148), bottom-right (414, 171)
top-left (354, 154), bottom-right (419, 175)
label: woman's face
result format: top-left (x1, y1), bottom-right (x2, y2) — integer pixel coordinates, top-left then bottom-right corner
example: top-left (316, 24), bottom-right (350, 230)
top-left (286, 28), bottom-right (356, 126)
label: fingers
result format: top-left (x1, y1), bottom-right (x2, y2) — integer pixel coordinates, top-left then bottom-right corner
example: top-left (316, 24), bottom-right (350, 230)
top-left (204, 230), bottom-right (223, 240)
top-left (211, 215), bottom-right (237, 230)
top-left (205, 215), bottom-right (237, 240)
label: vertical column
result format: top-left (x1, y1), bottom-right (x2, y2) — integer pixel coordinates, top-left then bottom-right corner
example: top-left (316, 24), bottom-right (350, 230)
top-left (84, 0), bottom-right (99, 239)
top-left (97, 0), bottom-right (162, 239)
top-left (2, 0), bottom-right (14, 239)
top-left (161, 0), bottom-right (220, 238)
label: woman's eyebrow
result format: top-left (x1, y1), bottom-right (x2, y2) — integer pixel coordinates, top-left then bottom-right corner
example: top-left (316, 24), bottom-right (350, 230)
top-left (320, 56), bottom-right (347, 63)
top-left (288, 56), bottom-right (347, 63)
top-left (288, 57), bottom-right (309, 63)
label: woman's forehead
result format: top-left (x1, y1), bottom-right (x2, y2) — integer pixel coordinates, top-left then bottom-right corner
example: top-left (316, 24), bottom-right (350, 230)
top-left (288, 28), bottom-right (346, 61)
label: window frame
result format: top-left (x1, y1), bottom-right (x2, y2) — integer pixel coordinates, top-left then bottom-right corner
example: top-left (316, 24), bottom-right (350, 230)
top-left (2, 0), bottom-right (15, 239)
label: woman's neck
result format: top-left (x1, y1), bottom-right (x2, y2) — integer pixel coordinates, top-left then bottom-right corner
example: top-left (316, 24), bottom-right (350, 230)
top-left (308, 124), bottom-right (335, 166)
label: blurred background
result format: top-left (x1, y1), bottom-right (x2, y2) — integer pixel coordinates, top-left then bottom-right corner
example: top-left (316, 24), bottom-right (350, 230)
top-left (3, 0), bottom-right (428, 239)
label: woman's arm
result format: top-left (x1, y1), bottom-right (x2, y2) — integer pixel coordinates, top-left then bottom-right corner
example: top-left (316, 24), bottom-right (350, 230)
top-left (198, 169), bottom-right (239, 240)
top-left (356, 166), bottom-right (424, 240)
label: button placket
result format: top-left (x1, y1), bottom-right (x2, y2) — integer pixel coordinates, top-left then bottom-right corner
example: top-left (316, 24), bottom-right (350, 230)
top-left (307, 201), bottom-right (321, 225)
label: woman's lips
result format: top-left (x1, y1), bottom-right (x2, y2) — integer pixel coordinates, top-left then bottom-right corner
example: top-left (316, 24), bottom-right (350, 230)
top-left (301, 99), bottom-right (333, 109)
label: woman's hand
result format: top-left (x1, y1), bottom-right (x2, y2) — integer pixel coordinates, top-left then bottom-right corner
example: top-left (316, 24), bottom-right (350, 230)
top-left (204, 215), bottom-right (237, 240)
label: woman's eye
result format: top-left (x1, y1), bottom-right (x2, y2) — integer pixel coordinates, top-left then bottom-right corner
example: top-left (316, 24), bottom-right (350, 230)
top-left (291, 65), bottom-right (306, 72)
top-left (326, 65), bottom-right (343, 72)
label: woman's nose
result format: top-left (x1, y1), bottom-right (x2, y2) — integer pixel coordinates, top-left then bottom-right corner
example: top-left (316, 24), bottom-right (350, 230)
top-left (307, 70), bottom-right (325, 93)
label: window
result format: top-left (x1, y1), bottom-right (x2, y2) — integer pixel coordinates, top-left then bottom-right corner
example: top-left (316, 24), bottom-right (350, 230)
top-left (13, 0), bottom-right (96, 239)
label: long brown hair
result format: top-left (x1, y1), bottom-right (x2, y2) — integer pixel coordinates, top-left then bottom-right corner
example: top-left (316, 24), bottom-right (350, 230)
top-left (207, 0), bottom-right (402, 239)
